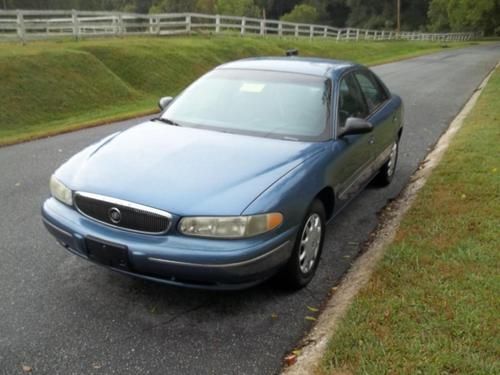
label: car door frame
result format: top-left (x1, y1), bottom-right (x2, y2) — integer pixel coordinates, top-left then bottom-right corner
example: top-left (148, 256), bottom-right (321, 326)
top-left (352, 68), bottom-right (396, 172)
top-left (331, 68), bottom-right (376, 204)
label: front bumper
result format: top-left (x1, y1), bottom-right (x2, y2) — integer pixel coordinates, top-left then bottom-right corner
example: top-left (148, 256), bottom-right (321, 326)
top-left (42, 198), bottom-right (296, 290)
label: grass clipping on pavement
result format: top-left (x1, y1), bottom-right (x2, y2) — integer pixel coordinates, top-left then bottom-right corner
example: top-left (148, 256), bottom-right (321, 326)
top-left (321, 68), bottom-right (500, 373)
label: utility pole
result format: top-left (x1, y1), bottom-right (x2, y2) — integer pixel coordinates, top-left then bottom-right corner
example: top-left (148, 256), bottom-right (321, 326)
top-left (3, 0), bottom-right (7, 10)
top-left (396, 0), bottom-right (401, 33)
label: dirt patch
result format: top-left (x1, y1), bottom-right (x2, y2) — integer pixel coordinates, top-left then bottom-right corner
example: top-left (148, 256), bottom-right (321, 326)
top-left (282, 63), bottom-right (499, 375)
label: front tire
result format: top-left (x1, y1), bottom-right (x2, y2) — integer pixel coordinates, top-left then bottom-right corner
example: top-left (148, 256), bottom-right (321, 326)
top-left (375, 140), bottom-right (399, 186)
top-left (280, 200), bottom-right (326, 289)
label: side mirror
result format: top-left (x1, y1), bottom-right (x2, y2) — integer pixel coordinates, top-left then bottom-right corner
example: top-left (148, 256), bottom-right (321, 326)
top-left (339, 117), bottom-right (373, 137)
top-left (158, 96), bottom-right (173, 111)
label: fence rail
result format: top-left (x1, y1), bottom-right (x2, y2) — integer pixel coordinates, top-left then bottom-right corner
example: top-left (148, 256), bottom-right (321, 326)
top-left (0, 10), bottom-right (480, 43)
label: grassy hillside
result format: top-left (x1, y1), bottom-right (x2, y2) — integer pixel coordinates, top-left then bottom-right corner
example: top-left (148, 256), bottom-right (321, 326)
top-left (0, 36), bottom-right (474, 145)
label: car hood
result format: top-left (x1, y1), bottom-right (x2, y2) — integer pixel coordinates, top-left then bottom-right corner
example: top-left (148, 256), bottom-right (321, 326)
top-left (56, 122), bottom-right (324, 216)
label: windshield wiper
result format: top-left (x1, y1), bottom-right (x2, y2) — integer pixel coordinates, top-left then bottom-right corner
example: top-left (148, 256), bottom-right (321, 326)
top-left (153, 117), bottom-right (181, 126)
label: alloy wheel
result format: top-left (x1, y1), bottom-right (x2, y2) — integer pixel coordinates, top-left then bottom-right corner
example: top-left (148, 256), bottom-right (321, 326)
top-left (298, 213), bottom-right (322, 274)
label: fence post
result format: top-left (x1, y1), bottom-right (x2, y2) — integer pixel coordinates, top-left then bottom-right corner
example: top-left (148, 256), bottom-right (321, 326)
top-left (186, 14), bottom-right (191, 34)
top-left (71, 9), bottom-right (79, 40)
top-left (356, 28), bottom-right (360, 41)
top-left (260, 19), bottom-right (265, 35)
top-left (16, 10), bottom-right (25, 43)
top-left (149, 15), bottom-right (158, 35)
top-left (215, 14), bottom-right (220, 33)
top-left (155, 15), bottom-right (160, 35)
top-left (309, 25), bottom-right (314, 38)
top-left (323, 26), bottom-right (328, 38)
top-left (116, 13), bottom-right (124, 36)
top-left (294, 24), bottom-right (299, 37)
top-left (278, 21), bottom-right (282, 37)
top-left (336, 29), bottom-right (341, 42)
top-left (241, 17), bottom-right (246, 35)
top-left (154, 15), bottom-right (161, 35)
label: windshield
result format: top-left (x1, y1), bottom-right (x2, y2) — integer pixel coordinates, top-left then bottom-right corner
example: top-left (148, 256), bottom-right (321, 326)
top-left (161, 69), bottom-right (332, 141)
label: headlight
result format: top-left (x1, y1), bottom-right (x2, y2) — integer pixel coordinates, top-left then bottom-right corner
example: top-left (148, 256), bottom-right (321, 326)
top-left (49, 175), bottom-right (73, 206)
top-left (179, 213), bottom-right (283, 239)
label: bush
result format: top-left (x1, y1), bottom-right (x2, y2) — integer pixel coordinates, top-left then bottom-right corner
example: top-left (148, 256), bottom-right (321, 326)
top-left (280, 4), bottom-right (319, 24)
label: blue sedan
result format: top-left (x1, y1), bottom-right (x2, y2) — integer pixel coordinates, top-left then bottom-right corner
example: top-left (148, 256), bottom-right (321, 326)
top-left (42, 56), bottom-right (403, 290)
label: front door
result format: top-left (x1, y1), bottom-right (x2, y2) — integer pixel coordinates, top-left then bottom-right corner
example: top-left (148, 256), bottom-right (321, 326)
top-left (332, 72), bottom-right (374, 204)
top-left (353, 70), bottom-right (394, 169)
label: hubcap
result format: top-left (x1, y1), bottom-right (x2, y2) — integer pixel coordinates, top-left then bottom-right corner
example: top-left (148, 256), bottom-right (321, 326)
top-left (387, 142), bottom-right (398, 177)
top-left (298, 213), bottom-right (322, 274)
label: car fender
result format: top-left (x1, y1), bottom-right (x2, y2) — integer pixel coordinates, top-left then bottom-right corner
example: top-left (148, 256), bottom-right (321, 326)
top-left (241, 145), bottom-right (332, 231)
top-left (54, 131), bottom-right (122, 188)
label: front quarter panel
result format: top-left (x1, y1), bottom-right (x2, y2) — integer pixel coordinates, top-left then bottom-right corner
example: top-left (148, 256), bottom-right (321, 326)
top-left (242, 144), bottom-right (331, 233)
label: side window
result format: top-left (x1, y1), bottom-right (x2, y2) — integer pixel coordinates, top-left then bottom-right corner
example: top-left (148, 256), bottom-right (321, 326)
top-left (354, 71), bottom-right (388, 113)
top-left (338, 74), bottom-right (369, 127)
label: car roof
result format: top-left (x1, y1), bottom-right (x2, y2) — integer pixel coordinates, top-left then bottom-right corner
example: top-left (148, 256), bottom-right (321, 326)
top-left (216, 57), bottom-right (360, 78)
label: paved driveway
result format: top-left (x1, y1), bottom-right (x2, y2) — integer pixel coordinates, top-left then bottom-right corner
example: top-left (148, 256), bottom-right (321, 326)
top-left (0, 43), bottom-right (499, 375)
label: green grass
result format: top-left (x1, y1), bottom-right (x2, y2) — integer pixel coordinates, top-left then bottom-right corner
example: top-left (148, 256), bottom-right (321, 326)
top-left (0, 35), bottom-right (476, 145)
top-left (321, 68), bottom-right (500, 374)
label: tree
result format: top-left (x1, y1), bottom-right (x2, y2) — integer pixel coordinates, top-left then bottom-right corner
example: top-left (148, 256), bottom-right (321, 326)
top-left (149, 0), bottom-right (198, 13)
top-left (325, 0), bottom-right (351, 27)
top-left (280, 4), bottom-right (319, 23)
top-left (196, 0), bottom-right (216, 14)
top-left (428, 0), bottom-right (449, 31)
top-left (428, 0), bottom-right (499, 34)
top-left (255, 0), bottom-right (302, 20)
top-left (216, 0), bottom-right (260, 17)
top-left (343, 0), bottom-right (430, 30)
top-left (448, 0), bottom-right (498, 33)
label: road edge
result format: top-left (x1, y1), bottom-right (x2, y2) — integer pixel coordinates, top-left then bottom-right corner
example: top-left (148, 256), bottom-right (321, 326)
top-left (0, 108), bottom-right (158, 148)
top-left (282, 62), bottom-right (499, 375)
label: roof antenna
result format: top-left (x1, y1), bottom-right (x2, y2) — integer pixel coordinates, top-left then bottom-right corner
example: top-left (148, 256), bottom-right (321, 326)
top-left (286, 49), bottom-right (299, 57)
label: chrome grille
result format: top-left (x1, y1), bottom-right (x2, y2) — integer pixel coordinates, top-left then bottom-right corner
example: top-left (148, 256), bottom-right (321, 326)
top-left (74, 192), bottom-right (171, 234)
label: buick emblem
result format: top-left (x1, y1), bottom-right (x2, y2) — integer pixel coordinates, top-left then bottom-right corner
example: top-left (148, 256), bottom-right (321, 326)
top-left (108, 207), bottom-right (122, 224)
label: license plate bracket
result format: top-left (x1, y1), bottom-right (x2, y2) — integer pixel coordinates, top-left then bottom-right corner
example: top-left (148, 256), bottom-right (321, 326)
top-left (86, 236), bottom-right (130, 270)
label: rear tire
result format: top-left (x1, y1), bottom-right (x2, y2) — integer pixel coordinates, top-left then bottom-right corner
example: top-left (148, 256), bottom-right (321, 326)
top-left (375, 140), bottom-right (399, 186)
top-left (280, 200), bottom-right (326, 289)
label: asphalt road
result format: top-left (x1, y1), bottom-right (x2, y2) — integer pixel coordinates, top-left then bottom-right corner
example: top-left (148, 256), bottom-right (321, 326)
top-left (1, 43), bottom-right (499, 375)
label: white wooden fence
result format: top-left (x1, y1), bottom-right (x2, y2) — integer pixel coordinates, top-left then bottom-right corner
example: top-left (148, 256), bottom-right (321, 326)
top-left (0, 9), bottom-right (480, 43)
